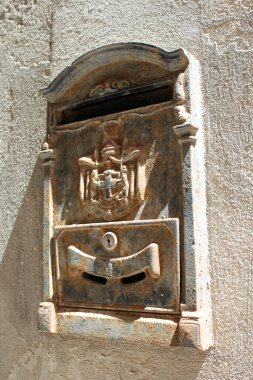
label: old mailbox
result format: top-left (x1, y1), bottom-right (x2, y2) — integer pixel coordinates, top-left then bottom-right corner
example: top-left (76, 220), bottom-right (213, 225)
top-left (38, 43), bottom-right (212, 350)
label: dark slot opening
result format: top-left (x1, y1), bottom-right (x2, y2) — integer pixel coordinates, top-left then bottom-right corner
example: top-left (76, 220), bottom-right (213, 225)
top-left (61, 83), bottom-right (173, 125)
top-left (82, 272), bottom-right (107, 284)
top-left (121, 272), bottom-right (146, 284)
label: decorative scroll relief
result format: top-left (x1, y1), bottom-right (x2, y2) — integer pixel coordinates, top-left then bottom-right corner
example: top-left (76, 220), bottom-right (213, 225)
top-left (79, 119), bottom-right (147, 221)
top-left (89, 79), bottom-right (131, 98)
top-left (68, 243), bottom-right (160, 279)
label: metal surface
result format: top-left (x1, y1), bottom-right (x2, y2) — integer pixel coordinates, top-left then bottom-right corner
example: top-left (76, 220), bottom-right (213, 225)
top-left (54, 219), bottom-right (180, 312)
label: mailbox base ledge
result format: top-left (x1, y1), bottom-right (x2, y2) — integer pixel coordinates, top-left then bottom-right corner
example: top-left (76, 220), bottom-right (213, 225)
top-left (38, 302), bottom-right (212, 350)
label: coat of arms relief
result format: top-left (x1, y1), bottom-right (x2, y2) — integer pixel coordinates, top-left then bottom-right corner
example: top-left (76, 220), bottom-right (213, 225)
top-left (78, 119), bottom-right (147, 221)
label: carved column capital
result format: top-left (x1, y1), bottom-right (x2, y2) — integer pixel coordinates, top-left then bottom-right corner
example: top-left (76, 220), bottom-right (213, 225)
top-left (38, 148), bottom-right (54, 166)
top-left (173, 122), bottom-right (198, 141)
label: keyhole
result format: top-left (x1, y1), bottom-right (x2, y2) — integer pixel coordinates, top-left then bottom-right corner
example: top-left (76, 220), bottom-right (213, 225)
top-left (102, 232), bottom-right (117, 250)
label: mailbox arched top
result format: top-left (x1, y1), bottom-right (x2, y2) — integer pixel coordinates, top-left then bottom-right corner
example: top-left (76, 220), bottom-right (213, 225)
top-left (41, 43), bottom-right (189, 106)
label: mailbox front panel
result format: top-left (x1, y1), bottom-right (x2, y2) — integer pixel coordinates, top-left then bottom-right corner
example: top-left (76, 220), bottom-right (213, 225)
top-left (55, 219), bottom-right (179, 312)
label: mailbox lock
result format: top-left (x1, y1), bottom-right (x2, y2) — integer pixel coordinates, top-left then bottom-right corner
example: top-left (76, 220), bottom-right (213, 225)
top-left (102, 232), bottom-right (118, 250)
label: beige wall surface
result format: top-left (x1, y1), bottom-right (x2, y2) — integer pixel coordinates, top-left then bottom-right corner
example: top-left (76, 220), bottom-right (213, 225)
top-left (0, 0), bottom-right (252, 379)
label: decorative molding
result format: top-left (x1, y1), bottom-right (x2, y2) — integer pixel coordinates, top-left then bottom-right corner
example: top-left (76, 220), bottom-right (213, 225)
top-left (89, 79), bottom-right (131, 98)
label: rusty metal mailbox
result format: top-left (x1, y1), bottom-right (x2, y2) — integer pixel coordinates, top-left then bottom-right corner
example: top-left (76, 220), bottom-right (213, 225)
top-left (38, 43), bottom-right (212, 350)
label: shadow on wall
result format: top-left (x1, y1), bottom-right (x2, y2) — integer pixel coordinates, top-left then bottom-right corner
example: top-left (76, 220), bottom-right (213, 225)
top-left (0, 160), bottom-right (44, 377)
top-left (0, 160), bottom-right (209, 380)
top-left (38, 334), bottom-right (209, 380)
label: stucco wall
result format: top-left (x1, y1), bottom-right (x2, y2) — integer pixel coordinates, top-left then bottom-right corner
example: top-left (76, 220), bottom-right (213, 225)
top-left (0, 0), bottom-right (252, 379)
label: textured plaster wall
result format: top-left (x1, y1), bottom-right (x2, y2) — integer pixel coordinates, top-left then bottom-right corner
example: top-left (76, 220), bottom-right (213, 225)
top-left (0, 0), bottom-right (252, 379)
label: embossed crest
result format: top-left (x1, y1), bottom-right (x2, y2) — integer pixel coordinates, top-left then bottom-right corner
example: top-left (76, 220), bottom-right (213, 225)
top-left (79, 119), bottom-right (146, 221)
